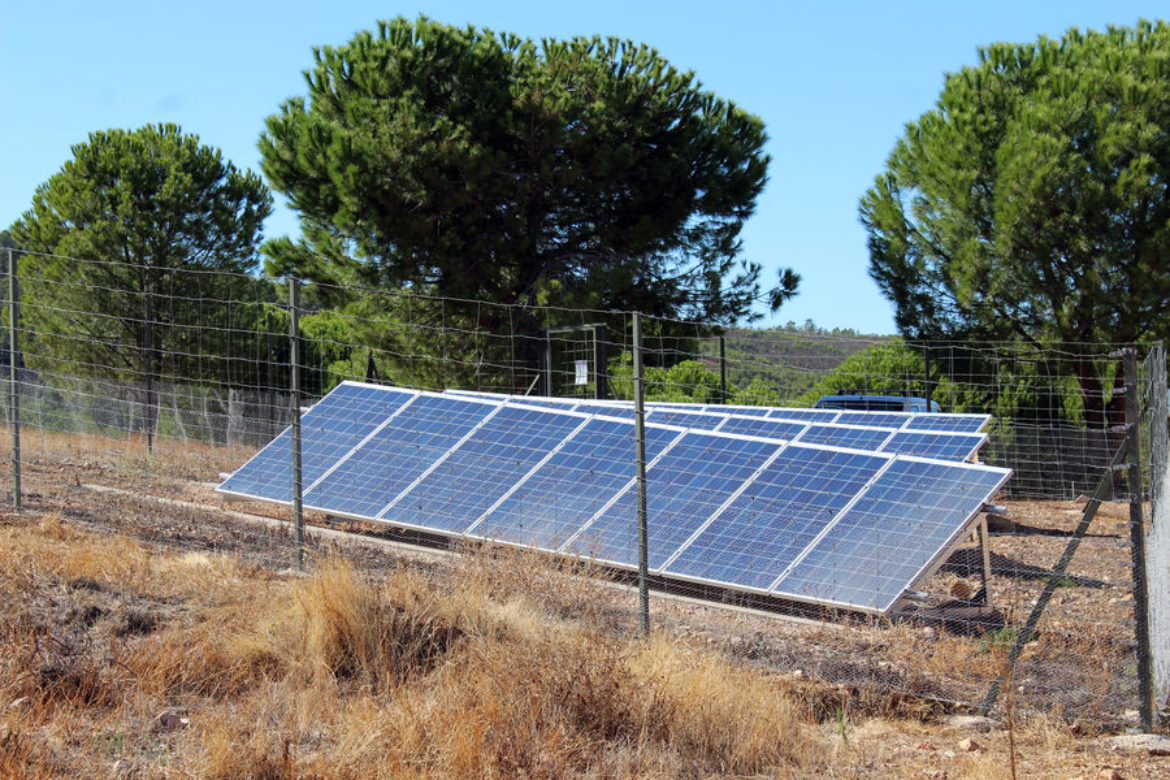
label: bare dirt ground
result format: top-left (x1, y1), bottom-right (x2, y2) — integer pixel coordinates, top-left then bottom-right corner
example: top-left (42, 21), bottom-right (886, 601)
top-left (2, 429), bottom-right (1168, 777)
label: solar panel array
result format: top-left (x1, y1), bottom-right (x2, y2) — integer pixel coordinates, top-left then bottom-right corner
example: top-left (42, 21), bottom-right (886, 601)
top-left (445, 390), bottom-right (990, 463)
top-left (444, 388), bottom-right (992, 434)
top-left (220, 382), bottom-right (1010, 614)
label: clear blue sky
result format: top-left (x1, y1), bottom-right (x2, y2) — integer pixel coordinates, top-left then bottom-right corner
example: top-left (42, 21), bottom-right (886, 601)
top-left (2, 1), bottom-right (1162, 334)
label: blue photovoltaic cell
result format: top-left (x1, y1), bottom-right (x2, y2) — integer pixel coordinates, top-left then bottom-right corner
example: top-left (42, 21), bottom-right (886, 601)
top-left (472, 420), bottom-right (680, 549)
top-left (303, 394), bottom-right (494, 518)
top-left (445, 390), bottom-right (991, 434)
top-left (381, 406), bottom-right (585, 533)
top-left (645, 409), bottom-right (724, 430)
top-left (882, 431), bottom-right (984, 462)
top-left (574, 403), bottom-right (637, 419)
top-left (510, 398), bottom-right (574, 408)
top-left (717, 416), bottom-right (807, 440)
top-left (708, 405), bottom-right (772, 417)
top-left (765, 408), bottom-right (840, 423)
top-left (905, 413), bottom-right (990, 433)
top-left (507, 403), bottom-right (981, 463)
top-left (798, 424), bottom-right (894, 451)
top-left (568, 433), bottom-right (780, 568)
top-left (665, 447), bottom-right (888, 590)
top-left (218, 382), bottom-right (415, 502)
top-left (831, 410), bottom-right (914, 429)
top-left (774, 459), bottom-right (1009, 612)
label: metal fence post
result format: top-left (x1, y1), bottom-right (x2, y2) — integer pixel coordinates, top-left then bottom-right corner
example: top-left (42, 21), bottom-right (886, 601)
top-left (922, 342), bottom-right (933, 412)
top-left (1124, 348), bottom-right (1154, 731)
top-left (289, 278), bottom-right (304, 570)
top-left (7, 249), bottom-right (20, 510)
top-left (633, 312), bottom-right (650, 636)
top-left (593, 324), bottom-right (608, 400)
top-left (543, 331), bottom-right (553, 397)
top-left (719, 334), bottom-right (727, 404)
top-left (144, 286), bottom-right (154, 453)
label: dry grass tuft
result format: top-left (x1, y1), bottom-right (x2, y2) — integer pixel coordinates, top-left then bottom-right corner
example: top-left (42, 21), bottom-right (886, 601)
top-left (627, 635), bottom-right (816, 774)
top-left (233, 558), bottom-right (462, 692)
top-left (2, 506), bottom-right (1160, 778)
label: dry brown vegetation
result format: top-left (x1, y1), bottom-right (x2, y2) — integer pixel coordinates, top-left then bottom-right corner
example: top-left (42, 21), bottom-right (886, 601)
top-left (0, 514), bottom-right (817, 777)
top-left (0, 429), bottom-right (1167, 777)
top-left (0, 509), bottom-right (1164, 778)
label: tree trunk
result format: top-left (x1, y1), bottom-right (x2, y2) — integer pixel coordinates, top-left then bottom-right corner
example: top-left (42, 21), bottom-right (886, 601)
top-left (1074, 358), bottom-right (1127, 496)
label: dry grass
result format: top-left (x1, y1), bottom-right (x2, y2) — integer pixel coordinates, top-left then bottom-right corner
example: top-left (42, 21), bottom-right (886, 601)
top-left (0, 516), bottom-right (819, 777)
top-left (2, 511), bottom-right (1165, 778)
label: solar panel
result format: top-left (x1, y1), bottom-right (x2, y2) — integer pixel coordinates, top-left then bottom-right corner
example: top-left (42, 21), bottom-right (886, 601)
top-left (705, 404), bottom-right (771, 417)
top-left (765, 408), bottom-right (840, 423)
top-left (717, 416), bottom-right (807, 440)
top-left (830, 410), bottom-right (914, 429)
top-left (905, 413), bottom-right (992, 433)
top-left (644, 409), bottom-right (724, 430)
top-left (302, 393), bottom-right (497, 518)
top-left (221, 382), bottom-right (1010, 616)
top-left (882, 430), bottom-right (986, 462)
top-left (470, 419), bottom-right (681, 549)
top-left (564, 432), bottom-right (782, 569)
top-left (218, 382), bottom-right (416, 503)
top-left (444, 389), bottom-right (991, 435)
top-left (380, 405), bottom-right (586, 533)
top-left (772, 458), bottom-right (1010, 612)
top-left (664, 446), bottom-right (889, 590)
top-left (573, 403), bottom-right (637, 419)
top-left (797, 424), bottom-right (895, 451)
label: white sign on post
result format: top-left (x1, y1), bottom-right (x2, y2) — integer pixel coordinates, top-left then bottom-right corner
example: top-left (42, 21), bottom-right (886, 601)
top-left (574, 360), bottom-right (589, 386)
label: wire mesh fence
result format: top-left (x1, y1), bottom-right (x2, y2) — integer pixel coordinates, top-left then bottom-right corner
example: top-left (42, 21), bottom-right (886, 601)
top-left (1, 248), bottom-right (1166, 728)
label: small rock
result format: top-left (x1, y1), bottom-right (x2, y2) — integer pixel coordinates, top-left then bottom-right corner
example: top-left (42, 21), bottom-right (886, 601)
top-left (791, 669), bottom-right (804, 679)
top-left (154, 709), bottom-right (190, 732)
top-left (1099, 769), bottom-right (1124, 780)
top-left (945, 714), bottom-right (996, 733)
top-left (957, 737), bottom-right (982, 752)
top-left (923, 626), bottom-right (938, 641)
top-left (1105, 733), bottom-right (1170, 755)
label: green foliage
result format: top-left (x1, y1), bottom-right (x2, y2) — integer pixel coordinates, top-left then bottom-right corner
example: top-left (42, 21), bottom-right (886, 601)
top-left (607, 354), bottom-right (785, 406)
top-left (260, 16), bottom-right (796, 386)
top-left (730, 377), bottom-right (782, 406)
top-left (8, 124), bottom-right (273, 392)
top-left (708, 323), bottom-right (893, 403)
top-left (796, 340), bottom-right (1091, 431)
top-left (609, 355), bottom-right (714, 403)
top-left (796, 341), bottom-right (937, 406)
top-left (861, 21), bottom-right (1170, 347)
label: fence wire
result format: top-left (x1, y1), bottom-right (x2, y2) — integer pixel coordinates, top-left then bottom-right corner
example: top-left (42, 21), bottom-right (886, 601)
top-left (1, 249), bottom-right (1165, 727)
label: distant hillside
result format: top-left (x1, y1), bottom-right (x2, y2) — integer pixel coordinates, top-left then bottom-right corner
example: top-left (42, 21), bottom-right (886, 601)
top-left (699, 323), bottom-right (894, 403)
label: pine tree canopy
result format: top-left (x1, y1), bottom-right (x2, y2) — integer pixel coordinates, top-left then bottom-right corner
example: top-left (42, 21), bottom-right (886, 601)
top-left (260, 16), bottom-right (794, 324)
